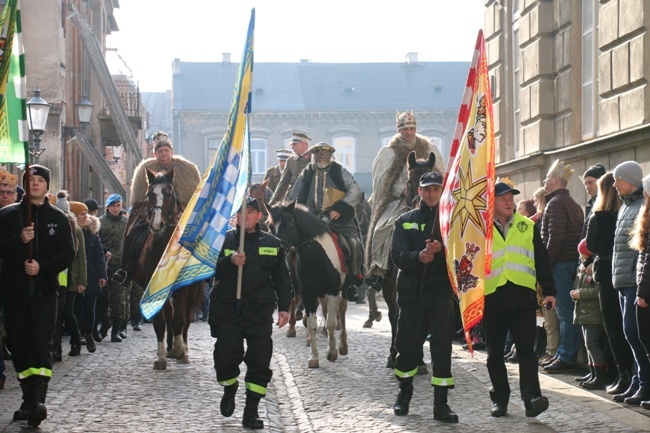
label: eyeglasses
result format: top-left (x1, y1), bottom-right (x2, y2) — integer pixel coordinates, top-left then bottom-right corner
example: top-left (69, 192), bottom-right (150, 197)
top-left (0, 190), bottom-right (16, 196)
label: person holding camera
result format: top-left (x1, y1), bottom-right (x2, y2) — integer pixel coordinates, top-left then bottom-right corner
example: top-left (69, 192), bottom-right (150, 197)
top-left (484, 180), bottom-right (556, 418)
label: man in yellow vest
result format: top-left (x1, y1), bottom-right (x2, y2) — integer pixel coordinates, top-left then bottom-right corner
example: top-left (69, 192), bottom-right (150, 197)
top-left (484, 180), bottom-right (556, 419)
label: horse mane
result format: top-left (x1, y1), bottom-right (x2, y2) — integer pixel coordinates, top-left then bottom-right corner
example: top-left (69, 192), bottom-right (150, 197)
top-left (268, 201), bottom-right (329, 245)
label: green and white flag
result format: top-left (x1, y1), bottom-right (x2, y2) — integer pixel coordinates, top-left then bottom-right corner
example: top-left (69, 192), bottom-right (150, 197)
top-left (0, 0), bottom-right (28, 164)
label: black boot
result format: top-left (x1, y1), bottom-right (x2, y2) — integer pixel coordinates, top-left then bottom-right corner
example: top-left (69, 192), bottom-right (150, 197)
top-left (84, 333), bottom-right (96, 353)
top-left (582, 365), bottom-right (609, 390)
top-left (242, 391), bottom-right (264, 429)
top-left (393, 379), bottom-right (413, 416)
top-left (607, 368), bottom-right (632, 395)
top-left (69, 332), bottom-right (82, 356)
top-left (111, 327), bottom-right (122, 343)
top-left (575, 365), bottom-right (594, 383)
top-left (99, 321), bottom-right (111, 340)
top-left (433, 387), bottom-right (458, 423)
top-left (27, 378), bottom-right (48, 427)
top-left (92, 328), bottom-right (103, 343)
top-left (220, 382), bottom-right (238, 417)
top-left (613, 382), bottom-right (639, 402)
top-left (119, 320), bottom-right (128, 339)
top-left (13, 382), bottom-right (30, 421)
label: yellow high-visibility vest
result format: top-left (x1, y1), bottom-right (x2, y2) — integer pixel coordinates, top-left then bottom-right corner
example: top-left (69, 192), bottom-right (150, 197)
top-left (485, 213), bottom-right (537, 295)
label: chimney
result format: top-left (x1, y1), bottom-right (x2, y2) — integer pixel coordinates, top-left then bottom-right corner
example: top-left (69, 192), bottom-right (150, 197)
top-left (405, 52), bottom-right (418, 64)
top-left (222, 53), bottom-right (231, 63)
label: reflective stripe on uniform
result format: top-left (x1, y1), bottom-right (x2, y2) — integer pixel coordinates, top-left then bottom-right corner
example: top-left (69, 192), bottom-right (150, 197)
top-left (259, 247), bottom-right (278, 256)
top-left (394, 366), bottom-right (419, 379)
top-left (223, 249), bottom-right (235, 257)
top-left (431, 376), bottom-right (455, 387)
top-left (17, 367), bottom-right (53, 380)
top-left (218, 377), bottom-right (238, 387)
top-left (245, 382), bottom-right (267, 396)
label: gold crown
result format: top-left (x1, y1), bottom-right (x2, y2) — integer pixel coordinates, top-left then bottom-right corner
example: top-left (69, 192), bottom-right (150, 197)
top-left (548, 159), bottom-right (575, 182)
top-left (496, 176), bottom-right (516, 189)
top-left (0, 167), bottom-right (17, 187)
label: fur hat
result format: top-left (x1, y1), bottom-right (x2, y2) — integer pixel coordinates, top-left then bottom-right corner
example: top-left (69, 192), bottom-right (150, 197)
top-left (583, 163), bottom-right (606, 180)
top-left (613, 161), bottom-right (643, 188)
top-left (22, 164), bottom-right (51, 190)
top-left (69, 201), bottom-right (88, 216)
top-left (55, 190), bottom-right (70, 213)
top-left (152, 131), bottom-right (173, 151)
top-left (0, 167), bottom-right (17, 188)
top-left (547, 159), bottom-right (575, 182)
top-left (396, 110), bottom-right (416, 130)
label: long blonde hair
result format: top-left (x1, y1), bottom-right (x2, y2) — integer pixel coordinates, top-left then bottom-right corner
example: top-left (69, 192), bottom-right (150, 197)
top-left (533, 187), bottom-right (547, 214)
top-left (630, 194), bottom-right (650, 252)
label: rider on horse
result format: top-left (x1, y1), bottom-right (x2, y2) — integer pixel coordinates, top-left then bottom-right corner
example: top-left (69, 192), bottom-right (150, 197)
top-left (365, 110), bottom-right (444, 291)
top-left (112, 132), bottom-right (201, 285)
top-left (289, 142), bottom-right (365, 301)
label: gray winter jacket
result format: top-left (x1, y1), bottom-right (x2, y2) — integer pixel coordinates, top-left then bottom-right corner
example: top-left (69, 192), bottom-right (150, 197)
top-left (612, 187), bottom-right (644, 289)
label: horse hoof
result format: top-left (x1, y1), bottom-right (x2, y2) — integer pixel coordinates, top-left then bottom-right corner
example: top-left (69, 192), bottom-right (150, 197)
top-left (178, 355), bottom-right (190, 364)
top-left (339, 345), bottom-right (348, 356)
top-left (154, 360), bottom-right (167, 370)
top-left (286, 328), bottom-right (296, 338)
top-left (327, 352), bottom-right (338, 362)
top-left (166, 350), bottom-right (174, 359)
top-left (173, 350), bottom-right (185, 360)
top-left (374, 311), bottom-right (382, 322)
top-left (308, 359), bottom-right (319, 368)
top-left (302, 317), bottom-right (308, 327)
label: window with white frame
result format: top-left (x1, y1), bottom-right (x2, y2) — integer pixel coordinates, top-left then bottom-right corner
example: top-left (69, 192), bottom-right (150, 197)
top-left (250, 138), bottom-right (267, 175)
top-left (332, 136), bottom-right (355, 172)
top-left (512, 2), bottom-right (521, 158)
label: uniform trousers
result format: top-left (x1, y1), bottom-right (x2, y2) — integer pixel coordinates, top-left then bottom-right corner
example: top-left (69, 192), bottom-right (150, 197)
top-left (484, 306), bottom-right (541, 404)
top-left (213, 322), bottom-right (273, 395)
top-left (394, 292), bottom-right (455, 386)
top-left (4, 296), bottom-right (57, 380)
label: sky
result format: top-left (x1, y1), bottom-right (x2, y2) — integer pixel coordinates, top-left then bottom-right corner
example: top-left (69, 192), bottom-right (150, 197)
top-left (106, 0), bottom-right (485, 93)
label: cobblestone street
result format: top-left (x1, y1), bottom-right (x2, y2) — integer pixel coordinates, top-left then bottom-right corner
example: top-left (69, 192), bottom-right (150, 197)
top-left (1, 300), bottom-right (649, 432)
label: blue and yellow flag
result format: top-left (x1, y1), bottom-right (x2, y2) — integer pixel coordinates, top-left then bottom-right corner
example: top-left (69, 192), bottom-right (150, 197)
top-left (0, 0), bottom-right (28, 163)
top-left (140, 9), bottom-right (255, 320)
top-left (439, 30), bottom-right (495, 350)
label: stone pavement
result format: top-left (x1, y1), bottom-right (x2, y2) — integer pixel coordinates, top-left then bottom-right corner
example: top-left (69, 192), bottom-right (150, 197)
top-left (1, 300), bottom-right (649, 432)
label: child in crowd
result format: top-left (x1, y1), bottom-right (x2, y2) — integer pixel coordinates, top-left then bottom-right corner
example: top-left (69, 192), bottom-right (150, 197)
top-left (570, 239), bottom-right (607, 389)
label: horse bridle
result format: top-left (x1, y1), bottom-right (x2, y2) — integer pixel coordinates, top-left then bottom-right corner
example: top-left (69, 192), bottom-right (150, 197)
top-left (147, 190), bottom-right (179, 232)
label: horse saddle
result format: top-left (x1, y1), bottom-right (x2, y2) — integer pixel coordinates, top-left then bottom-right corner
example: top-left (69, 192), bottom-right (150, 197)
top-left (330, 231), bottom-right (363, 286)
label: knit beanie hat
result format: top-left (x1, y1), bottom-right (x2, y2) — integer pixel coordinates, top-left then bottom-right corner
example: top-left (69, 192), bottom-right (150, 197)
top-left (613, 161), bottom-right (643, 188)
top-left (583, 163), bottom-right (606, 180)
top-left (578, 238), bottom-right (591, 257)
top-left (69, 201), bottom-right (88, 217)
top-left (55, 190), bottom-right (70, 213)
top-left (22, 164), bottom-right (50, 190)
top-left (83, 198), bottom-right (99, 213)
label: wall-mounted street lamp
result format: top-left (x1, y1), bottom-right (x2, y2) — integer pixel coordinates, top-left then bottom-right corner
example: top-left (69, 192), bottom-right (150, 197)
top-left (76, 94), bottom-right (94, 128)
top-left (26, 88), bottom-right (51, 163)
top-left (107, 144), bottom-right (123, 164)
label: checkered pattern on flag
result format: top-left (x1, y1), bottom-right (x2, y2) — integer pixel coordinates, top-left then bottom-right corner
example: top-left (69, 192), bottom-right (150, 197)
top-left (140, 9), bottom-right (255, 320)
top-left (0, 0), bottom-right (29, 164)
top-left (439, 30), bottom-right (496, 350)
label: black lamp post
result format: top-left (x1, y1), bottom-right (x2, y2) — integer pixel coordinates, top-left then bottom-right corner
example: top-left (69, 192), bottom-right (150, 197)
top-left (75, 94), bottom-right (94, 129)
top-left (26, 88), bottom-right (51, 163)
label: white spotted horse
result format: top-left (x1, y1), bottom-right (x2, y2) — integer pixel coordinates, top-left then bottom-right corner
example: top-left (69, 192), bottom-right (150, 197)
top-left (268, 201), bottom-right (348, 368)
top-left (128, 168), bottom-right (203, 370)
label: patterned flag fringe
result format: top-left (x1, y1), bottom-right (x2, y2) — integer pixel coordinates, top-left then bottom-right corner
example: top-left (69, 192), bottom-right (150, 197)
top-left (140, 9), bottom-right (255, 320)
top-left (439, 30), bottom-right (496, 352)
top-left (0, 0), bottom-right (28, 164)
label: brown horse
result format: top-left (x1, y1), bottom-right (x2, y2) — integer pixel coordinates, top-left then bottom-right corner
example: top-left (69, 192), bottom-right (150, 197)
top-left (374, 151), bottom-right (437, 368)
top-left (131, 168), bottom-right (203, 370)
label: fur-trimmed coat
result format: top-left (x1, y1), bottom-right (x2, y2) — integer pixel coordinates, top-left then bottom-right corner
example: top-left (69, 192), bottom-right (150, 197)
top-left (79, 215), bottom-right (107, 297)
top-left (130, 155), bottom-right (201, 208)
top-left (365, 133), bottom-right (444, 273)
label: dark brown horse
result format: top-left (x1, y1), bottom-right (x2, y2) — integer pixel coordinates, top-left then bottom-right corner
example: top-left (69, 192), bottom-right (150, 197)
top-left (375, 151), bottom-right (437, 368)
top-left (132, 168), bottom-right (203, 370)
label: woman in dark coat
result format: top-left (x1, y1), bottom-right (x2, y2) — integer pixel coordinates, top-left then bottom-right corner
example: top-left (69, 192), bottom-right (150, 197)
top-left (586, 173), bottom-right (634, 394)
top-left (70, 201), bottom-right (107, 353)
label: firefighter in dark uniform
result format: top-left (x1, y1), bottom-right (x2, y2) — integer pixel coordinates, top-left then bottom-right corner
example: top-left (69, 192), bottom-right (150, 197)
top-left (0, 165), bottom-right (75, 427)
top-left (390, 171), bottom-right (458, 423)
top-left (209, 197), bottom-right (291, 430)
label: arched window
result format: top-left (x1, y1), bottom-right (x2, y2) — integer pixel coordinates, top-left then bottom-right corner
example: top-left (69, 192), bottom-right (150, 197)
top-left (332, 135), bottom-right (356, 172)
